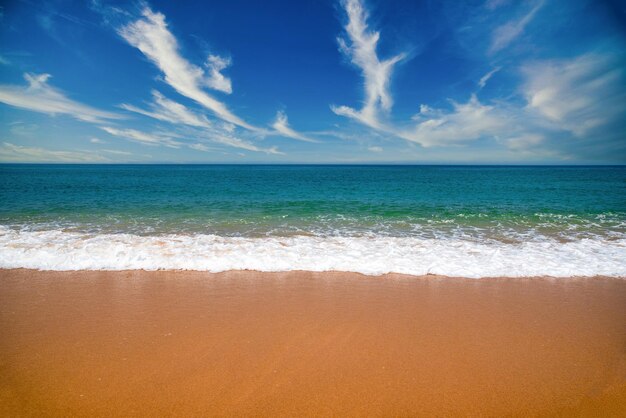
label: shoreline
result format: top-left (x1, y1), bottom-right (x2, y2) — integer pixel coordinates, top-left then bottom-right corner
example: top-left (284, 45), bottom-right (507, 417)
top-left (3, 226), bottom-right (624, 278)
top-left (2, 269), bottom-right (625, 416)
top-left (2, 268), bottom-right (625, 280)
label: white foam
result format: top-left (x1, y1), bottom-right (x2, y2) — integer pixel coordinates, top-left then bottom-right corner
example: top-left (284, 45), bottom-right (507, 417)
top-left (0, 226), bottom-right (624, 278)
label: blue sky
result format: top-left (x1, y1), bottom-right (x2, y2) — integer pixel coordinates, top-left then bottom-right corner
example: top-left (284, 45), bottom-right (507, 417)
top-left (0, 0), bottom-right (624, 163)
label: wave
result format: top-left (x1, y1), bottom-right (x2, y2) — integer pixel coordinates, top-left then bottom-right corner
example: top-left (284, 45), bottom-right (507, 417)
top-left (0, 226), bottom-right (624, 278)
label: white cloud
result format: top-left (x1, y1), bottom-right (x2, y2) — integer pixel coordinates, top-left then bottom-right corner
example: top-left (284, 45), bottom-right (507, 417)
top-left (188, 143), bottom-right (212, 152)
top-left (205, 54), bottom-right (232, 94)
top-left (402, 95), bottom-right (510, 147)
top-left (100, 126), bottom-right (183, 148)
top-left (489, 0), bottom-right (544, 54)
top-left (90, 137), bottom-right (106, 144)
top-left (522, 53), bottom-right (625, 136)
top-left (188, 124), bottom-right (282, 154)
top-left (102, 149), bottom-right (132, 155)
top-left (0, 73), bottom-right (121, 123)
top-left (221, 122), bottom-right (236, 133)
top-left (325, 0), bottom-right (571, 159)
top-left (485, 0), bottom-right (511, 10)
top-left (478, 66), bottom-right (501, 89)
top-left (329, 1), bottom-right (516, 149)
top-left (120, 91), bottom-right (282, 153)
top-left (0, 142), bottom-right (109, 162)
top-left (113, 5), bottom-right (293, 155)
top-left (327, 0), bottom-right (624, 160)
top-left (120, 90), bottom-right (212, 128)
top-left (397, 53), bottom-right (625, 152)
top-left (9, 121), bottom-right (39, 137)
top-left (308, 129), bottom-right (375, 141)
top-left (272, 111), bottom-right (318, 143)
top-left (331, 0), bottom-right (405, 129)
top-left (208, 133), bottom-right (283, 155)
top-left (505, 134), bottom-right (544, 150)
top-left (118, 7), bottom-right (256, 130)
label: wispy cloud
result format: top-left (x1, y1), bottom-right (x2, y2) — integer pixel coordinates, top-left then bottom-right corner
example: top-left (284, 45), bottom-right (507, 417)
top-left (0, 142), bottom-right (109, 162)
top-left (100, 126), bottom-right (183, 148)
top-left (485, 0), bottom-right (511, 10)
top-left (401, 52), bottom-right (625, 151)
top-left (272, 111), bottom-right (318, 143)
top-left (102, 123), bottom-right (281, 155)
top-left (188, 143), bottom-right (213, 152)
top-left (120, 90), bottom-right (212, 128)
top-left (489, 0), bottom-right (545, 54)
top-left (205, 54), bottom-right (232, 94)
top-left (331, 0), bottom-right (406, 129)
top-left (118, 7), bottom-right (256, 130)
top-left (401, 95), bottom-right (510, 147)
top-left (204, 133), bottom-right (283, 155)
top-left (522, 53), bottom-right (626, 136)
top-left (0, 73), bottom-right (121, 123)
top-left (505, 133), bottom-right (544, 151)
top-left (113, 4), bottom-right (309, 151)
top-left (90, 0), bottom-right (132, 25)
top-left (101, 149), bottom-right (132, 155)
top-left (478, 66), bottom-right (501, 89)
top-left (89, 137), bottom-right (106, 144)
top-left (9, 121), bottom-right (39, 137)
top-left (120, 90), bottom-right (283, 153)
top-left (327, 0), bottom-right (625, 160)
top-left (329, 0), bottom-right (516, 148)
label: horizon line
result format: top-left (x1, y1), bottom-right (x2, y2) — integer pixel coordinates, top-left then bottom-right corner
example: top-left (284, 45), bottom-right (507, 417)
top-left (1, 162), bottom-right (625, 167)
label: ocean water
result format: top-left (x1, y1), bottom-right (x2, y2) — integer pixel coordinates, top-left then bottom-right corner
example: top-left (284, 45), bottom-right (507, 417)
top-left (1, 164), bottom-right (624, 277)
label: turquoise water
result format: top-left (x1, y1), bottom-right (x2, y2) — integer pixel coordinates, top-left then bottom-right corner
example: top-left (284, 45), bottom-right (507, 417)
top-left (1, 164), bottom-right (624, 239)
top-left (1, 164), bottom-right (625, 276)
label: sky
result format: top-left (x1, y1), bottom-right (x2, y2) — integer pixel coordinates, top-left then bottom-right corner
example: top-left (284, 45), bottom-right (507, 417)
top-left (0, 0), bottom-right (624, 164)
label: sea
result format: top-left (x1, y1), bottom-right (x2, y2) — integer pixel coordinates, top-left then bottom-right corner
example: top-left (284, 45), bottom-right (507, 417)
top-left (1, 164), bottom-right (624, 277)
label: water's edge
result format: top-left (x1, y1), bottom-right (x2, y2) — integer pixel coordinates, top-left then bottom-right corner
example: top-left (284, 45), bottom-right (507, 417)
top-left (1, 228), bottom-right (624, 278)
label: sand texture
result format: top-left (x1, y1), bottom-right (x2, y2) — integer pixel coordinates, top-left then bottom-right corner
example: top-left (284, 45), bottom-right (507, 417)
top-left (1, 269), bottom-right (625, 416)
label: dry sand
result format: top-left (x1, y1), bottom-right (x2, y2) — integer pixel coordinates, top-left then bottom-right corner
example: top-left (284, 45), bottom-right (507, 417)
top-left (1, 269), bottom-right (625, 416)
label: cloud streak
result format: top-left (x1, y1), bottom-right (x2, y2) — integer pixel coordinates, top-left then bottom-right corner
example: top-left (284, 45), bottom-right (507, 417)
top-left (401, 96), bottom-right (511, 147)
top-left (0, 142), bottom-right (109, 162)
top-left (205, 54), bottom-right (232, 94)
top-left (400, 52), bottom-right (625, 150)
top-left (478, 66), bottom-right (501, 89)
top-left (118, 7), bottom-right (256, 130)
top-left (119, 91), bottom-right (283, 153)
top-left (0, 73), bottom-right (121, 123)
top-left (272, 111), bottom-right (318, 143)
top-left (120, 90), bottom-right (213, 128)
top-left (328, 0), bottom-right (626, 161)
top-left (522, 53), bottom-right (626, 136)
top-left (206, 133), bottom-right (283, 155)
top-left (331, 0), bottom-right (405, 129)
top-left (489, 0), bottom-right (544, 54)
top-left (100, 126), bottom-right (183, 148)
top-left (115, 5), bottom-right (313, 151)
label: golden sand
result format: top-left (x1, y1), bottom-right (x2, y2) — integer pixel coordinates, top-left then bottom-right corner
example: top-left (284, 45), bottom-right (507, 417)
top-left (1, 269), bottom-right (625, 416)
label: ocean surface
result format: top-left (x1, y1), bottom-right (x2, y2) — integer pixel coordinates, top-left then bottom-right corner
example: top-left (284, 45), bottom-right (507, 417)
top-left (1, 164), bottom-right (624, 277)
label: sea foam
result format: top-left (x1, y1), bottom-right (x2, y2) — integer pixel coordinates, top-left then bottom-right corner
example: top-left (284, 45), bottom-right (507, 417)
top-left (0, 226), bottom-right (624, 278)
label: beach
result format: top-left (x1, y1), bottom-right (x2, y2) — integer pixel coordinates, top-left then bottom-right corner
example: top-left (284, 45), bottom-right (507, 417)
top-left (1, 269), bottom-right (625, 416)
top-left (1, 0), bottom-right (625, 414)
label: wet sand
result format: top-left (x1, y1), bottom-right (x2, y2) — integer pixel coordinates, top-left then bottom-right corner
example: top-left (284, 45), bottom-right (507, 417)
top-left (1, 269), bottom-right (625, 417)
